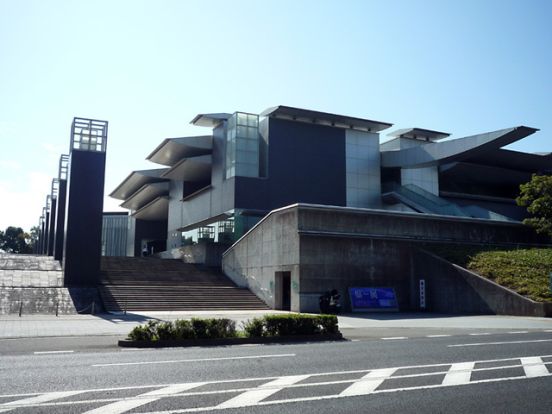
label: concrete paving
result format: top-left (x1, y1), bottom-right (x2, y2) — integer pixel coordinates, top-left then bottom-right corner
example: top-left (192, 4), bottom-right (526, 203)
top-left (0, 310), bottom-right (551, 339)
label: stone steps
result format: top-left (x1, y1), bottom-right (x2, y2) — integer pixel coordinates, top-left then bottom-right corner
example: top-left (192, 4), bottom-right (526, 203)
top-left (99, 257), bottom-right (269, 312)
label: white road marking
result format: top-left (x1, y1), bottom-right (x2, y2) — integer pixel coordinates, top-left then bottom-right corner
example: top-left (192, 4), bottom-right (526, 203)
top-left (381, 337), bottom-right (407, 340)
top-left (469, 332), bottom-right (491, 336)
top-left (217, 375), bottom-right (309, 409)
top-left (339, 368), bottom-right (396, 396)
top-left (137, 373), bottom-right (552, 413)
top-left (449, 339), bottom-right (552, 347)
top-left (520, 357), bottom-right (549, 378)
top-left (5, 355), bottom-right (552, 413)
top-left (92, 353), bottom-right (296, 367)
top-left (82, 383), bottom-right (206, 414)
top-left (0, 391), bottom-right (83, 413)
top-left (508, 331), bottom-right (528, 334)
top-left (33, 350), bottom-right (74, 355)
top-left (426, 335), bottom-right (451, 338)
top-left (544, 330), bottom-right (552, 333)
top-left (442, 362), bottom-right (474, 385)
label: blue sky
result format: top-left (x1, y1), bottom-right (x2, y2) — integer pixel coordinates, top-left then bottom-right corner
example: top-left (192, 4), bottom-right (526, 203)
top-left (0, 0), bottom-right (551, 231)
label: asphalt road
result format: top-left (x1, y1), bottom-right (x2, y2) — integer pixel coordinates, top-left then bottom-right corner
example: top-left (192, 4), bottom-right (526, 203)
top-left (1, 330), bottom-right (552, 413)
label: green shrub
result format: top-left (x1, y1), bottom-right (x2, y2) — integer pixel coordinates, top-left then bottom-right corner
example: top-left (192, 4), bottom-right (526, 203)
top-left (261, 314), bottom-right (338, 336)
top-left (191, 318), bottom-right (209, 338)
top-left (208, 318), bottom-right (237, 338)
top-left (126, 315), bottom-right (339, 342)
top-left (243, 317), bottom-right (265, 337)
top-left (317, 315), bottom-right (339, 334)
top-left (156, 321), bottom-right (176, 340)
top-left (127, 320), bottom-right (160, 341)
top-left (191, 318), bottom-right (237, 339)
top-left (173, 319), bottom-right (194, 339)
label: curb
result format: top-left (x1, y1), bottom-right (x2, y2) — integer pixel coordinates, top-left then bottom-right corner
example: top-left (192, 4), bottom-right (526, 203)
top-left (118, 332), bottom-right (344, 348)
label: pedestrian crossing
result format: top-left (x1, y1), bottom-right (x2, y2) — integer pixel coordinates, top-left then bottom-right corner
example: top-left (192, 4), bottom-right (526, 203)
top-left (0, 354), bottom-right (551, 413)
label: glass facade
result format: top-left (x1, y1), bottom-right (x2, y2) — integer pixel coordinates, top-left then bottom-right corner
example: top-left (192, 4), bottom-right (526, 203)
top-left (181, 214), bottom-right (262, 245)
top-left (225, 112), bottom-right (260, 178)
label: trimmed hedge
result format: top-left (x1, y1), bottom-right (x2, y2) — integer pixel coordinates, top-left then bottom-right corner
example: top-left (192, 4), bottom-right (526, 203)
top-left (127, 315), bottom-right (339, 342)
top-left (245, 314), bottom-right (339, 337)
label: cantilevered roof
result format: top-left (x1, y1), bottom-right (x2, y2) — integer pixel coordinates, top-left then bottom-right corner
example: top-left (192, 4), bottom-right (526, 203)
top-left (146, 136), bottom-right (213, 166)
top-left (120, 182), bottom-right (170, 211)
top-left (387, 128), bottom-right (450, 141)
top-left (381, 126), bottom-right (539, 168)
top-left (463, 148), bottom-right (552, 173)
top-left (260, 105), bottom-right (393, 132)
top-left (109, 169), bottom-right (169, 200)
top-left (161, 154), bottom-right (212, 181)
top-left (190, 113), bottom-right (231, 127)
top-left (132, 196), bottom-right (169, 221)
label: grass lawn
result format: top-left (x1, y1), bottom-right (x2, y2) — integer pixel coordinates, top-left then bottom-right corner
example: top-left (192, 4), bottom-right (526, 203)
top-left (428, 246), bottom-right (552, 302)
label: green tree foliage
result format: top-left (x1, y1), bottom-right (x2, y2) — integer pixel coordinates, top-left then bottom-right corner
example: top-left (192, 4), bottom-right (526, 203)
top-left (516, 174), bottom-right (552, 238)
top-left (0, 227), bottom-right (32, 253)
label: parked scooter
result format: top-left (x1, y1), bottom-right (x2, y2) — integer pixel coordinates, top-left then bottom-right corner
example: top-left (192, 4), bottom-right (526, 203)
top-left (319, 289), bottom-right (341, 314)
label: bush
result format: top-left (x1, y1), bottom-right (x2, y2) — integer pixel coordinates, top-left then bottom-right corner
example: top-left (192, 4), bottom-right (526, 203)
top-left (261, 314), bottom-right (338, 337)
top-left (126, 315), bottom-right (339, 342)
top-left (127, 320), bottom-right (160, 341)
top-left (243, 317), bottom-right (265, 337)
top-left (192, 318), bottom-right (237, 339)
top-left (174, 319), bottom-right (194, 339)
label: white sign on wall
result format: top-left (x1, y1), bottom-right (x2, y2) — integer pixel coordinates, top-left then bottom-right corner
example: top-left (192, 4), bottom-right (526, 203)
top-left (419, 279), bottom-right (426, 309)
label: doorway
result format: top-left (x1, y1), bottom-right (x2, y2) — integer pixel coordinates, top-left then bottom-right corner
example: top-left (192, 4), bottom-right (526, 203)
top-left (275, 271), bottom-right (291, 311)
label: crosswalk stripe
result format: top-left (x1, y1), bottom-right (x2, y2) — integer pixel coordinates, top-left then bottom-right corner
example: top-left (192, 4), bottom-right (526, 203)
top-left (442, 362), bottom-right (474, 385)
top-left (82, 383), bottom-right (205, 414)
top-left (339, 368), bottom-right (397, 396)
top-left (521, 357), bottom-right (549, 378)
top-left (216, 375), bottom-right (309, 409)
top-left (0, 391), bottom-right (83, 413)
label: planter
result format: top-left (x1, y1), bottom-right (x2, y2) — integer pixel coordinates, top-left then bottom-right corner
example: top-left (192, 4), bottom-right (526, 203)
top-left (118, 332), bottom-right (344, 348)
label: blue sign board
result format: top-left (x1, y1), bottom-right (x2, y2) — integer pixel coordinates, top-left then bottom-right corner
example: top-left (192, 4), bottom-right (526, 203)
top-left (349, 287), bottom-right (398, 312)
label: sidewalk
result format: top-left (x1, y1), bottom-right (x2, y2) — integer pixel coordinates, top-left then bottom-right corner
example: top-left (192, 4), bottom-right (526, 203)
top-left (1, 311), bottom-right (551, 339)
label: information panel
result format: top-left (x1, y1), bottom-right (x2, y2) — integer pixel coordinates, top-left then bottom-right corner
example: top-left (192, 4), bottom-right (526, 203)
top-left (348, 287), bottom-right (399, 312)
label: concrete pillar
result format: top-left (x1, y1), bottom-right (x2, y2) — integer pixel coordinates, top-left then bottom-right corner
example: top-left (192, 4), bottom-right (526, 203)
top-left (62, 118), bottom-right (108, 286)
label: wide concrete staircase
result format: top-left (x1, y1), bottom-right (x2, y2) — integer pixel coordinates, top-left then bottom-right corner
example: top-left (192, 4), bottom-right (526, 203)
top-left (99, 257), bottom-right (269, 312)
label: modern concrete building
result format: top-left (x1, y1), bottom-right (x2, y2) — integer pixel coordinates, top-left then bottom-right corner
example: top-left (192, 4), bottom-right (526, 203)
top-left (107, 106), bottom-right (551, 313)
top-left (112, 106), bottom-right (550, 254)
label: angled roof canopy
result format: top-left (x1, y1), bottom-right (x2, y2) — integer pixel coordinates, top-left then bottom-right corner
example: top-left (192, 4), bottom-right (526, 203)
top-left (132, 196), bottom-right (169, 221)
top-left (109, 169), bottom-right (169, 200)
top-left (261, 105), bottom-right (393, 132)
top-left (120, 182), bottom-right (170, 211)
top-left (147, 136), bottom-right (213, 166)
top-left (387, 128), bottom-right (450, 141)
top-left (381, 126), bottom-right (539, 168)
top-left (190, 113), bottom-right (231, 127)
top-left (161, 154), bottom-right (212, 181)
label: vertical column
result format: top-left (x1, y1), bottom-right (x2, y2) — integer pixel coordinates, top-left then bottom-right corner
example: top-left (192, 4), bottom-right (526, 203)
top-left (63, 118), bottom-right (108, 286)
top-left (40, 207), bottom-right (47, 255)
top-left (47, 180), bottom-right (59, 256)
top-left (53, 155), bottom-right (68, 261)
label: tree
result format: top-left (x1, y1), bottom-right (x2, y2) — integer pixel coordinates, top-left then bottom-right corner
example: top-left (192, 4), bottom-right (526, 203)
top-left (516, 174), bottom-right (552, 238)
top-left (0, 227), bottom-right (32, 254)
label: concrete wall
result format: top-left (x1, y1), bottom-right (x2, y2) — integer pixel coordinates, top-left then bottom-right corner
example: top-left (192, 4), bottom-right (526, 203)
top-left (413, 249), bottom-right (552, 317)
top-left (222, 207), bottom-right (300, 310)
top-left (0, 287), bottom-right (102, 315)
top-left (298, 237), bottom-right (412, 312)
top-left (222, 204), bottom-right (550, 315)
